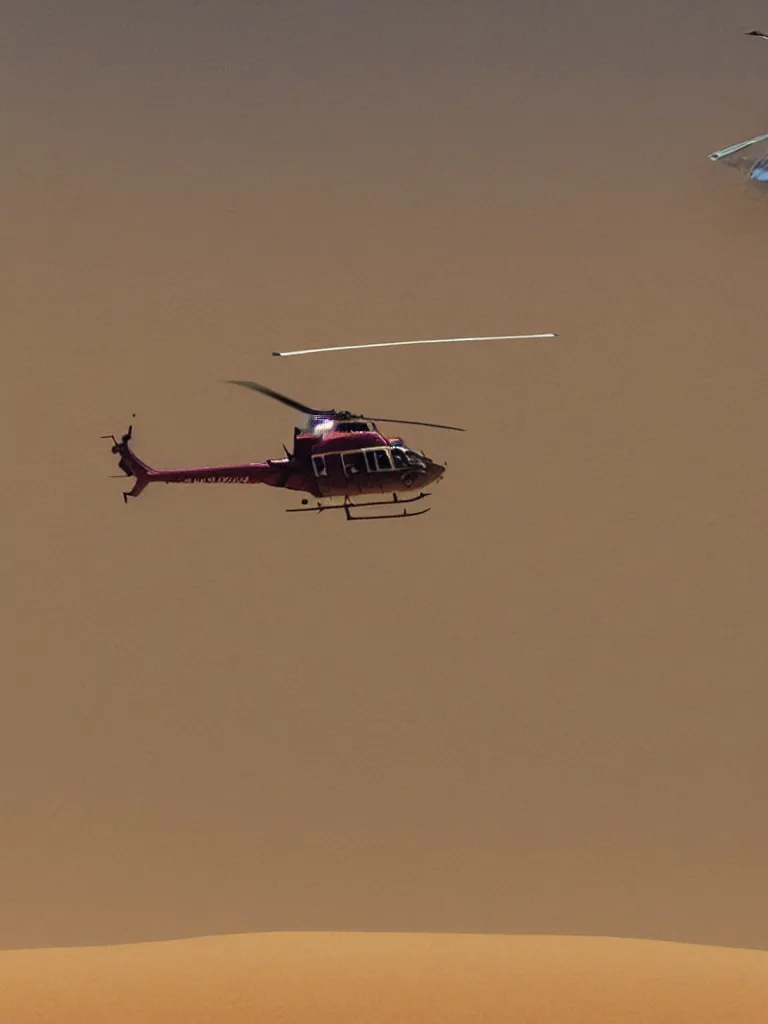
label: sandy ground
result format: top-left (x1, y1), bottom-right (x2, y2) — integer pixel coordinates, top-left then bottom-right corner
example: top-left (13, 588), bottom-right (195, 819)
top-left (2, 931), bottom-right (767, 1023)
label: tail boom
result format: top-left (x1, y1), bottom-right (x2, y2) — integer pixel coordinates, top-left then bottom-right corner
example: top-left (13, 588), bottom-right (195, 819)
top-left (150, 463), bottom-right (287, 487)
top-left (105, 425), bottom-right (306, 502)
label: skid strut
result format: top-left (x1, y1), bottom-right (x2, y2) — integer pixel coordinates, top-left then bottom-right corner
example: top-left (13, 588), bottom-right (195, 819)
top-left (287, 492), bottom-right (431, 520)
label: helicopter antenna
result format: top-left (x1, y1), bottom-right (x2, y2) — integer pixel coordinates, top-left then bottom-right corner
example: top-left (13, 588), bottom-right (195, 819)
top-left (272, 333), bottom-right (557, 357)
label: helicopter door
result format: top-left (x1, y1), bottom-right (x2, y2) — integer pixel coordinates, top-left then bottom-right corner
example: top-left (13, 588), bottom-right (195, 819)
top-left (322, 453), bottom-right (343, 478)
top-left (364, 448), bottom-right (393, 472)
top-left (341, 451), bottom-right (366, 477)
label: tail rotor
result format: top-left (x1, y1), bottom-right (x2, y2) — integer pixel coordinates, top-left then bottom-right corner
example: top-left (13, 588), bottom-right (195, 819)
top-left (102, 415), bottom-right (151, 502)
top-left (101, 415), bottom-right (134, 452)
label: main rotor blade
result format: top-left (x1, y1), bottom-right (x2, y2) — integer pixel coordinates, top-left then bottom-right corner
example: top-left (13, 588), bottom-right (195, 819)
top-left (708, 132), bottom-right (768, 161)
top-left (226, 380), bottom-right (327, 416)
top-left (368, 416), bottom-right (465, 432)
top-left (272, 333), bottom-right (557, 357)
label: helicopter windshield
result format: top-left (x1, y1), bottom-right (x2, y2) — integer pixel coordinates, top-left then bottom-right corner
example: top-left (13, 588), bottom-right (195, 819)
top-left (403, 448), bottom-right (427, 467)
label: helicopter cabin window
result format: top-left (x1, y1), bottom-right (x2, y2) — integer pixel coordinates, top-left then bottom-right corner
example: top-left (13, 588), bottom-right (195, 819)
top-left (312, 455), bottom-right (327, 477)
top-left (364, 448), bottom-right (394, 473)
top-left (341, 451), bottom-right (366, 476)
top-left (391, 447), bottom-right (407, 469)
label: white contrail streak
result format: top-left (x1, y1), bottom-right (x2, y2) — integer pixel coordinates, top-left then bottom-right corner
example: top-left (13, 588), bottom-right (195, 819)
top-left (272, 333), bottom-right (558, 357)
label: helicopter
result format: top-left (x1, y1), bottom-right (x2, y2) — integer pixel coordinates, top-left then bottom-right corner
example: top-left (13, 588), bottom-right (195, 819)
top-left (103, 332), bottom-right (556, 520)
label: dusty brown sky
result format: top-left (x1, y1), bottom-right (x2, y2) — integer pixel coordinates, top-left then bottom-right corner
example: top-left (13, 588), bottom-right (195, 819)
top-left (3, 0), bottom-right (768, 951)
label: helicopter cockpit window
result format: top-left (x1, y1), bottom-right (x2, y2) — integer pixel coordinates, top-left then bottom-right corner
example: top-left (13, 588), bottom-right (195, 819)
top-left (312, 455), bottom-right (327, 477)
top-left (391, 447), bottom-right (407, 469)
top-left (342, 451), bottom-right (366, 476)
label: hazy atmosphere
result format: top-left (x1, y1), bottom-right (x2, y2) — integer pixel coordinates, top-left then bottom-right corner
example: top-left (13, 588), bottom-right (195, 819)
top-left (3, 0), bottom-right (768, 951)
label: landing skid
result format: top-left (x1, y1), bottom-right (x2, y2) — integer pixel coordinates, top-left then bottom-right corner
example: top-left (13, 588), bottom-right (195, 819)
top-left (287, 492), bottom-right (431, 521)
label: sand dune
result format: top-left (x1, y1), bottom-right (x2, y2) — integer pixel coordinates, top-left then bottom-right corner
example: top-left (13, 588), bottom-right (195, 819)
top-left (2, 932), bottom-right (767, 1023)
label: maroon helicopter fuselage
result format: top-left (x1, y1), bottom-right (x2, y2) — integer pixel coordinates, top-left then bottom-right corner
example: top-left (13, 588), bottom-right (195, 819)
top-left (110, 422), bottom-right (445, 503)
